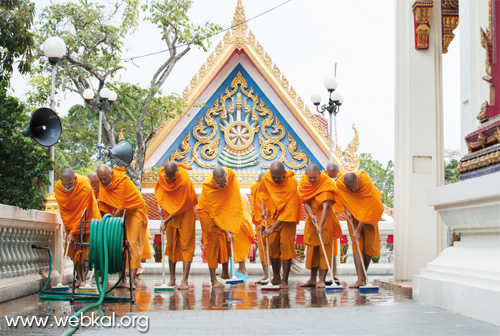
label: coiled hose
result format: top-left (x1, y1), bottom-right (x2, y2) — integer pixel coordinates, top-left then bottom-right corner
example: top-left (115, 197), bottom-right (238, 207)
top-left (38, 214), bottom-right (131, 335)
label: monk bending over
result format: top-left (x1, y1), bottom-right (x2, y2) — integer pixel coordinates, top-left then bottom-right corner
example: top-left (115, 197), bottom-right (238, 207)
top-left (196, 167), bottom-right (243, 288)
top-left (96, 164), bottom-right (149, 289)
top-left (298, 164), bottom-right (342, 288)
top-left (250, 172), bottom-right (269, 283)
top-left (55, 168), bottom-right (101, 286)
top-left (258, 162), bottom-right (302, 289)
top-left (155, 162), bottom-right (197, 290)
top-left (324, 162), bottom-right (344, 280)
top-left (335, 171), bottom-right (383, 288)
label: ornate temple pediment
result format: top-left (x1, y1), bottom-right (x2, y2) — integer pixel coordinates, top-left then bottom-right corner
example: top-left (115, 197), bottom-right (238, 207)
top-left (143, 0), bottom-right (360, 188)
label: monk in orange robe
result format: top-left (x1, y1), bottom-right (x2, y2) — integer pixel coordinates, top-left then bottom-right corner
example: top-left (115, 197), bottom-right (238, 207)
top-left (87, 172), bottom-right (117, 216)
top-left (324, 162), bottom-right (344, 279)
top-left (335, 171), bottom-right (383, 288)
top-left (55, 168), bottom-right (101, 286)
top-left (257, 162), bottom-right (302, 289)
top-left (154, 161), bottom-right (197, 290)
top-left (298, 164), bottom-right (342, 288)
top-left (250, 172), bottom-right (268, 283)
top-left (232, 193), bottom-right (256, 275)
top-left (96, 164), bottom-right (149, 289)
top-left (196, 167), bottom-right (243, 288)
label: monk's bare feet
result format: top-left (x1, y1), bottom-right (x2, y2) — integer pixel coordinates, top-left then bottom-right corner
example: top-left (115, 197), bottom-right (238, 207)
top-left (178, 281), bottom-right (189, 290)
top-left (212, 280), bottom-right (224, 288)
top-left (349, 280), bottom-right (366, 288)
top-left (136, 267), bottom-right (144, 276)
top-left (316, 281), bottom-right (326, 288)
top-left (271, 277), bottom-right (282, 286)
top-left (220, 272), bottom-right (230, 280)
top-left (300, 279), bottom-right (316, 287)
top-left (279, 282), bottom-right (289, 289)
top-left (167, 280), bottom-right (176, 287)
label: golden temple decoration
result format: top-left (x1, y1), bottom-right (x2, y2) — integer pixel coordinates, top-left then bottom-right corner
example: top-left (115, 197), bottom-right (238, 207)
top-left (412, 0), bottom-right (434, 50)
top-left (342, 124), bottom-right (360, 172)
top-left (176, 0), bottom-right (330, 143)
top-left (458, 150), bottom-right (500, 173)
top-left (286, 132), bottom-right (308, 169)
top-left (169, 133), bottom-right (191, 163)
top-left (441, 0), bottom-right (459, 54)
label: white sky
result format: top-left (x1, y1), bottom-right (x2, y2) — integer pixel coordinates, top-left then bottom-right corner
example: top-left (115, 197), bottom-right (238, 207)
top-left (10, 0), bottom-right (462, 165)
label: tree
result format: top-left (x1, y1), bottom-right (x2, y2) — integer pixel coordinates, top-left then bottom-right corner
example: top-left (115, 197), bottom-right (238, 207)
top-left (358, 153), bottom-right (394, 208)
top-left (0, 82), bottom-right (53, 209)
top-left (30, 0), bottom-right (221, 189)
top-left (0, 0), bottom-right (36, 83)
top-left (444, 148), bottom-right (460, 184)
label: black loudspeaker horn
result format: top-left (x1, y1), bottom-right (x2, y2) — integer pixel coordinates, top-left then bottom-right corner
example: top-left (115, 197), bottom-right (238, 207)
top-left (22, 108), bottom-right (62, 147)
top-left (105, 139), bottom-right (134, 167)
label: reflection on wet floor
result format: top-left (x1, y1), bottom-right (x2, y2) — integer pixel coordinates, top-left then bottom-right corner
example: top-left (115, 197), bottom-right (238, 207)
top-left (0, 275), bottom-right (409, 335)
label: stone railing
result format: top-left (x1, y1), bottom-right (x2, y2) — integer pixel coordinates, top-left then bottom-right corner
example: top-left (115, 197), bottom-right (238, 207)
top-left (0, 204), bottom-right (68, 303)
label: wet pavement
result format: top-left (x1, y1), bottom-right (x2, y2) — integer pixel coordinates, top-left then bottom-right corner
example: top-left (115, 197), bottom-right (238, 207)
top-left (0, 274), bottom-right (498, 335)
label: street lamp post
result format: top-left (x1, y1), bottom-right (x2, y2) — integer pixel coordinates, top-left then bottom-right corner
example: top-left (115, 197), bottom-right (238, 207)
top-left (42, 36), bottom-right (66, 193)
top-left (83, 87), bottom-right (117, 165)
top-left (311, 76), bottom-right (344, 162)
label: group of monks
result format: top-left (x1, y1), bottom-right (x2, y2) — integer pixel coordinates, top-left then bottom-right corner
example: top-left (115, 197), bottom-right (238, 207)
top-left (54, 160), bottom-right (383, 291)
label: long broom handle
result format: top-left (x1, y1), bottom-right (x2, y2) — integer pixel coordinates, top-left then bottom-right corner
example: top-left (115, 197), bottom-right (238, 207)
top-left (161, 229), bottom-right (166, 285)
top-left (230, 240), bottom-right (236, 278)
top-left (345, 210), bottom-right (370, 282)
top-left (314, 222), bottom-right (335, 282)
top-left (60, 238), bottom-right (70, 284)
top-left (265, 218), bottom-right (272, 280)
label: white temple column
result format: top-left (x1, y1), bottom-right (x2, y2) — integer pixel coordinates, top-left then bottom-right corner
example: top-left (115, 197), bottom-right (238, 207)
top-left (459, 0), bottom-right (489, 156)
top-left (394, 0), bottom-right (446, 281)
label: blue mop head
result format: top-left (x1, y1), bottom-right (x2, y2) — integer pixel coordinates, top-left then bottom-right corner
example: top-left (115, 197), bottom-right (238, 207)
top-left (50, 284), bottom-right (70, 292)
top-left (325, 284), bottom-right (344, 292)
top-left (359, 284), bottom-right (379, 294)
top-left (225, 277), bottom-right (245, 285)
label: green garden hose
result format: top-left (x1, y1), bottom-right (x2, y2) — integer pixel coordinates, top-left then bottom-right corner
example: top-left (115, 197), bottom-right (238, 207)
top-left (38, 214), bottom-right (132, 335)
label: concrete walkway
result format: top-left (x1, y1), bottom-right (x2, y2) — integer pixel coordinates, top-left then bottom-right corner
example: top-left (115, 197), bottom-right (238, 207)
top-left (79, 302), bottom-right (499, 335)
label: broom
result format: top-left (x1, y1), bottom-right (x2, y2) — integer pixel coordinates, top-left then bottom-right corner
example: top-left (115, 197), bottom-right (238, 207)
top-left (345, 210), bottom-right (379, 294)
top-left (50, 238), bottom-right (71, 291)
top-left (154, 229), bottom-right (174, 292)
top-left (225, 240), bottom-right (245, 285)
top-left (314, 222), bottom-right (343, 292)
top-left (261, 219), bottom-right (280, 291)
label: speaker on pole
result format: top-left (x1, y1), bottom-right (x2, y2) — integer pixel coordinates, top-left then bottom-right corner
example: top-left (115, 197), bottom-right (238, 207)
top-left (104, 139), bottom-right (134, 167)
top-left (22, 108), bottom-right (62, 147)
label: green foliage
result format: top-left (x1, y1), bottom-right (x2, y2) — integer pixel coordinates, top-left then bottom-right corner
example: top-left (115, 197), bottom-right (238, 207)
top-left (358, 153), bottom-right (394, 208)
top-left (0, 83), bottom-right (53, 210)
top-left (445, 158), bottom-right (460, 185)
top-left (27, 0), bottom-right (221, 189)
top-left (0, 0), bottom-right (36, 83)
top-left (54, 104), bottom-right (99, 178)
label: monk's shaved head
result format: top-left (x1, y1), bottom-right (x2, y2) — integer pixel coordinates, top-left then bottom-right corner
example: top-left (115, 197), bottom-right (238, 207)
top-left (306, 164), bottom-right (320, 172)
top-left (87, 172), bottom-right (99, 191)
top-left (60, 168), bottom-right (76, 191)
top-left (258, 172), bottom-right (266, 183)
top-left (164, 161), bottom-right (178, 174)
top-left (96, 164), bottom-right (113, 187)
top-left (270, 161), bottom-right (286, 184)
top-left (213, 167), bottom-right (226, 178)
top-left (270, 161), bottom-right (285, 174)
top-left (60, 168), bottom-right (75, 179)
top-left (326, 162), bottom-right (340, 179)
top-left (164, 161), bottom-right (178, 181)
top-left (213, 167), bottom-right (228, 188)
top-left (305, 164), bottom-right (320, 185)
top-left (344, 172), bottom-right (359, 192)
